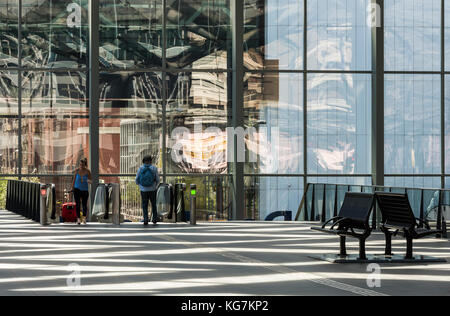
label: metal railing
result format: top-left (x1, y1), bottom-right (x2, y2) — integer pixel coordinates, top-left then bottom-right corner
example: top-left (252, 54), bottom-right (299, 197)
top-left (296, 183), bottom-right (449, 236)
top-left (5, 180), bottom-right (56, 225)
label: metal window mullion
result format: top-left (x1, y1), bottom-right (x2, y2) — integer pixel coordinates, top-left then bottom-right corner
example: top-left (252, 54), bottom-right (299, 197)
top-left (18, 0), bottom-right (23, 179)
top-left (441, 0), bottom-right (445, 189)
top-left (89, 0), bottom-right (100, 208)
top-left (231, 0), bottom-right (244, 220)
top-left (162, 0), bottom-right (167, 183)
top-left (303, 0), bottom-right (308, 193)
top-left (372, 0), bottom-right (384, 187)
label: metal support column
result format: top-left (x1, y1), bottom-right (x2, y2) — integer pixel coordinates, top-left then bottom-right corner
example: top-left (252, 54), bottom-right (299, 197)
top-left (371, 0), bottom-right (384, 229)
top-left (441, 0), bottom-right (445, 189)
top-left (231, 0), bottom-right (245, 220)
top-left (18, 0), bottom-right (22, 179)
top-left (371, 0), bottom-right (384, 188)
top-left (89, 0), bottom-right (100, 209)
top-left (162, 0), bottom-right (167, 183)
top-left (303, 0), bottom-right (308, 194)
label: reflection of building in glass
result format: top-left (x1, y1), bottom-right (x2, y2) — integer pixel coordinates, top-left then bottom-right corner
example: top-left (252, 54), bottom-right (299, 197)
top-left (22, 118), bottom-right (88, 174)
top-left (5, 0), bottom-right (445, 222)
top-left (166, 71), bottom-right (229, 174)
top-left (120, 119), bottom-right (161, 174)
top-left (0, 119), bottom-right (19, 174)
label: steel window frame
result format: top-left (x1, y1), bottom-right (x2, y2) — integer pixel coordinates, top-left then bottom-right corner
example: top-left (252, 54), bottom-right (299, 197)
top-left (5, 0), bottom-right (449, 219)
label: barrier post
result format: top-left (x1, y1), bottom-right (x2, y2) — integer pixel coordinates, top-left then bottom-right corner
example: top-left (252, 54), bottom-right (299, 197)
top-left (111, 183), bottom-right (121, 226)
top-left (190, 184), bottom-right (197, 225)
top-left (39, 184), bottom-right (49, 226)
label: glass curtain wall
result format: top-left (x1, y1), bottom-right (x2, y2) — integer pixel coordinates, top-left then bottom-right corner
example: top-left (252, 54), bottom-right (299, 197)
top-left (97, 0), bottom-right (233, 221)
top-left (0, 0), bottom-right (233, 222)
top-left (0, 0), bottom-right (89, 205)
top-left (243, 0), bottom-right (372, 220)
top-left (1, 0), bottom-right (449, 221)
top-left (385, 0), bottom-right (447, 189)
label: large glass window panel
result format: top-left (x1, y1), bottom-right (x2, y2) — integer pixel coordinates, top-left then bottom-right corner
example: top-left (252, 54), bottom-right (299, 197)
top-left (245, 176), bottom-right (303, 221)
top-left (307, 0), bottom-right (371, 71)
top-left (99, 72), bottom-right (163, 175)
top-left (21, 0), bottom-right (89, 69)
top-left (385, 75), bottom-right (441, 175)
top-left (385, 0), bottom-right (441, 72)
top-left (99, 0), bottom-right (163, 69)
top-left (166, 0), bottom-right (231, 69)
top-left (21, 71), bottom-right (87, 116)
top-left (0, 118), bottom-right (19, 174)
top-left (244, 72), bottom-right (303, 174)
top-left (244, 0), bottom-right (303, 70)
top-left (0, 0), bottom-right (19, 68)
top-left (99, 118), bottom-right (163, 175)
top-left (308, 176), bottom-right (371, 186)
top-left (166, 72), bottom-right (229, 174)
top-left (307, 73), bottom-right (371, 175)
top-left (0, 70), bottom-right (19, 114)
top-left (385, 177), bottom-right (442, 189)
top-left (22, 118), bottom-right (89, 175)
top-left (446, 178), bottom-right (450, 189)
top-left (446, 0), bottom-right (450, 71)
top-left (99, 71), bottom-right (163, 116)
top-left (446, 75), bottom-right (450, 174)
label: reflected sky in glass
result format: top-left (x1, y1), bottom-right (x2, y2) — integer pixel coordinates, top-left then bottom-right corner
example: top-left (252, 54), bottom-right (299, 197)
top-left (385, 74), bottom-right (441, 175)
top-left (244, 73), bottom-right (303, 175)
top-left (307, 0), bottom-right (371, 71)
top-left (0, 0), bottom-right (19, 69)
top-left (446, 75), bottom-right (450, 174)
top-left (245, 176), bottom-right (304, 220)
top-left (244, 0), bottom-right (304, 70)
top-left (385, 0), bottom-right (441, 72)
top-left (445, 0), bottom-right (450, 71)
top-left (307, 73), bottom-right (371, 175)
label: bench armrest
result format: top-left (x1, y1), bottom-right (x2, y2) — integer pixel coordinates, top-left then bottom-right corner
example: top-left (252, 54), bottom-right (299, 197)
top-left (321, 216), bottom-right (341, 229)
top-left (415, 217), bottom-right (430, 230)
top-left (330, 217), bottom-right (348, 230)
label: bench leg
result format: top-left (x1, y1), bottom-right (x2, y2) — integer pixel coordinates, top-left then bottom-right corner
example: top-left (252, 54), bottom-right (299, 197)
top-left (384, 232), bottom-right (393, 256)
top-left (359, 238), bottom-right (367, 261)
top-left (405, 235), bottom-right (414, 260)
top-left (339, 236), bottom-right (347, 257)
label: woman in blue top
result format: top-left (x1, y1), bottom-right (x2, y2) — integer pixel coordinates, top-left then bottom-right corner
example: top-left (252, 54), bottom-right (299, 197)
top-left (72, 158), bottom-right (92, 225)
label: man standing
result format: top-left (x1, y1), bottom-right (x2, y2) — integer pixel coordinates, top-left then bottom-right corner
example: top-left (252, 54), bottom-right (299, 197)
top-left (135, 155), bottom-right (160, 225)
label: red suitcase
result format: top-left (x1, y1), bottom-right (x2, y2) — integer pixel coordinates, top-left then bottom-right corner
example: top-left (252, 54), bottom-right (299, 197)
top-left (62, 202), bottom-right (77, 223)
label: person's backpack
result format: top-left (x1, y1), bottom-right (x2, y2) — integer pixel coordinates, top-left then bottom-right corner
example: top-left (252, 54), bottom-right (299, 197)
top-left (138, 166), bottom-right (156, 187)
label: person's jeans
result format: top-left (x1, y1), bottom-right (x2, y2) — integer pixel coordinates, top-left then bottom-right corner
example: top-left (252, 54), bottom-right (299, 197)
top-left (141, 190), bottom-right (157, 223)
top-left (73, 188), bottom-right (89, 219)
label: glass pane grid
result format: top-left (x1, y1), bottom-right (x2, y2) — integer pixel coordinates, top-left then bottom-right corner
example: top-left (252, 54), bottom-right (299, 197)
top-left (3, 0), bottom-right (448, 219)
top-left (385, 0), bottom-right (442, 72)
top-left (385, 74), bottom-right (441, 175)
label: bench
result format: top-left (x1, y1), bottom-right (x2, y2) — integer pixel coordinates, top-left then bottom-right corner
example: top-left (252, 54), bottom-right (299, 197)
top-left (311, 192), bottom-right (375, 260)
top-left (375, 192), bottom-right (443, 259)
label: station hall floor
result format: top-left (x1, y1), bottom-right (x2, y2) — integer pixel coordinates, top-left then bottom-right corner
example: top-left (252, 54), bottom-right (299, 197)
top-left (0, 211), bottom-right (448, 296)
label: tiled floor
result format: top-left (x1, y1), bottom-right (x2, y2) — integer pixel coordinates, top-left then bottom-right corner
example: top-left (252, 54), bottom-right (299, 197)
top-left (0, 211), bottom-right (448, 296)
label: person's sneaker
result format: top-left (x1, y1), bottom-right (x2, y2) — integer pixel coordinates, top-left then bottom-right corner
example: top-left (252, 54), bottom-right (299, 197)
top-left (144, 221), bottom-right (149, 226)
top-left (152, 221), bottom-right (157, 226)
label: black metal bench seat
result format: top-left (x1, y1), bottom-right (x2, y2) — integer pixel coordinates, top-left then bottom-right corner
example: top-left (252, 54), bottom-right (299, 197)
top-left (375, 192), bottom-right (443, 260)
top-left (311, 192), bottom-right (375, 260)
